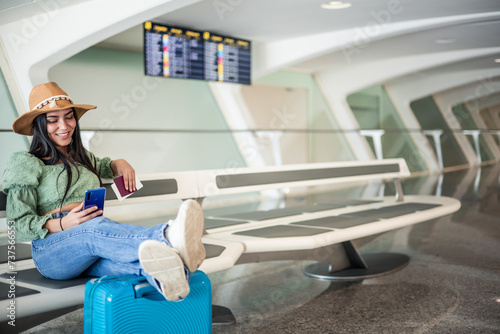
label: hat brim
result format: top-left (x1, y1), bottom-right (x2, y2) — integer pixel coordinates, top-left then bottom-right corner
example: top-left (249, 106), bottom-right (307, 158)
top-left (13, 103), bottom-right (97, 136)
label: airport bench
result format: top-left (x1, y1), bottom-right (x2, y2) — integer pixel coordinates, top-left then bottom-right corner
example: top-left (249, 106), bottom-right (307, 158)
top-left (0, 158), bottom-right (461, 329)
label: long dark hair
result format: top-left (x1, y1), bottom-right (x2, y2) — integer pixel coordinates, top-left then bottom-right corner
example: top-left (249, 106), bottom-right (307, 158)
top-left (29, 109), bottom-right (102, 209)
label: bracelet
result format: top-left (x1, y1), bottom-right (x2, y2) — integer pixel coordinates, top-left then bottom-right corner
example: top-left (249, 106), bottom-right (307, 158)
top-left (60, 217), bottom-right (64, 231)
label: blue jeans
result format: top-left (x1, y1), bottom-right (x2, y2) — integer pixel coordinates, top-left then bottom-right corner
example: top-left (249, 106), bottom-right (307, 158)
top-left (31, 213), bottom-right (177, 291)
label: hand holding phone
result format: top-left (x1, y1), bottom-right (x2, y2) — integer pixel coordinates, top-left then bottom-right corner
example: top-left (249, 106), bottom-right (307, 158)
top-left (83, 187), bottom-right (106, 216)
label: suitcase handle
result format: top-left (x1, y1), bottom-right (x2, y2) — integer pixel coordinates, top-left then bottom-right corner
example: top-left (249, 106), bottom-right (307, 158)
top-left (134, 282), bottom-right (158, 299)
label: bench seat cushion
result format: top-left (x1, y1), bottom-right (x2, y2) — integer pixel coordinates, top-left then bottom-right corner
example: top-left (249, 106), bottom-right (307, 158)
top-left (203, 195), bottom-right (460, 253)
top-left (0, 282), bottom-right (39, 301)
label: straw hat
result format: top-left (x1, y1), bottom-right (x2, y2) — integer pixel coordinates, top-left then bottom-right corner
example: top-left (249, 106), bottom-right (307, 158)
top-left (12, 82), bottom-right (97, 135)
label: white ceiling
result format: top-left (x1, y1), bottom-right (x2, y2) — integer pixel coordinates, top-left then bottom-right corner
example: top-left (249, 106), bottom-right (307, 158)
top-left (96, 0), bottom-right (500, 84)
top-left (292, 19), bottom-right (500, 71)
top-left (154, 0), bottom-right (499, 41)
top-left (0, 0), bottom-right (91, 25)
top-left (99, 0), bottom-right (500, 48)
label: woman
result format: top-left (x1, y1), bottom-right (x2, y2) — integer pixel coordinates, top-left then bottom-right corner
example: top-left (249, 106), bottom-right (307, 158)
top-left (2, 82), bottom-right (205, 302)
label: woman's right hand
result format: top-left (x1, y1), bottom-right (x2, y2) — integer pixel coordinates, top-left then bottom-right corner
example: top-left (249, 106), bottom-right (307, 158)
top-left (60, 202), bottom-right (103, 230)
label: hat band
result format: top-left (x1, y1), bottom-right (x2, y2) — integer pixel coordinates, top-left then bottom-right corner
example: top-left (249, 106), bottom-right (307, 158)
top-left (34, 95), bottom-right (74, 110)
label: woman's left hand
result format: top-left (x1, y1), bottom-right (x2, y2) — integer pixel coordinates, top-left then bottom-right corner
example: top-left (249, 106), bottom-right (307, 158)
top-left (111, 159), bottom-right (136, 191)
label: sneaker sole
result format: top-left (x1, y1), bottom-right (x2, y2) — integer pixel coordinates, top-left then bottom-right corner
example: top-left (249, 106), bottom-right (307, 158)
top-left (169, 200), bottom-right (206, 272)
top-left (138, 240), bottom-right (189, 302)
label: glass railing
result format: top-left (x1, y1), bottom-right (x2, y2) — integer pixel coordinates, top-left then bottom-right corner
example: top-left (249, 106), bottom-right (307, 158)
top-left (2, 127), bottom-right (497, 176)
top-left (452, 103), bottom-right (496, 163)
top-left (0, 130), bottom-right (30, 174)
top-left (347, 85), bottom-right (428, 173)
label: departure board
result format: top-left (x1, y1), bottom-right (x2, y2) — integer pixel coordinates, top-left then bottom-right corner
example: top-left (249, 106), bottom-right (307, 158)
top-left (144, 21), bottom-right (251, 85)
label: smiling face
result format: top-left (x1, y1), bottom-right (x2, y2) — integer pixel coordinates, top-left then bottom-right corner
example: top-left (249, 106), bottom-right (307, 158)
top-left (45, 108), bottom-right (76, 153)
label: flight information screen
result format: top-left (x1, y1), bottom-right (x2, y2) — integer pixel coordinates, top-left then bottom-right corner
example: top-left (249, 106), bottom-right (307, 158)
top-left (144, 21), bottom-right (251, 85)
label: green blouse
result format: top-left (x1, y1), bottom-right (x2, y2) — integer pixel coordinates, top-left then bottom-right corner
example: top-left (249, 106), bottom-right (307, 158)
top-left (2, 151), bottom-right (115, 242)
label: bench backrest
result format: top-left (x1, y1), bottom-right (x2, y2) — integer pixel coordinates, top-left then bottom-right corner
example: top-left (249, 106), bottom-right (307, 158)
top-left (0, 158), bottom-right (410, 216)
top-left (195, 158), bottom-right (409, 197)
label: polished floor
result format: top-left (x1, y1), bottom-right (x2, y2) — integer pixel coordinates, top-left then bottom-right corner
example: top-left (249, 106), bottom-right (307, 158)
top-left (17, 164), bottom-right (500, 333)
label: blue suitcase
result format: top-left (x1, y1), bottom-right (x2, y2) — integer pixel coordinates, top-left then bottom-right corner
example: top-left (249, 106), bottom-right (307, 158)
top-left (84, 271), bottom-right (212, 333)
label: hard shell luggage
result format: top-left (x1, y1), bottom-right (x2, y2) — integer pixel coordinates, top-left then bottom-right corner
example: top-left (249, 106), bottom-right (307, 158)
top-left (84, 271), bottom-right (212, 334)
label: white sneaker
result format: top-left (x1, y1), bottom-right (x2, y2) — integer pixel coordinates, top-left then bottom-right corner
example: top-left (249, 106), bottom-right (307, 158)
top-left (138, 240), bottom-right (189, 302)
top-left (165, 199), bottom-right (206, 272)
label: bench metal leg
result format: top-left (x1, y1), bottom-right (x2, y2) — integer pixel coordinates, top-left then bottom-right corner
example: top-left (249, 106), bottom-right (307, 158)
top-left (394, 177), bottom-right (404, 202)
top-left (212, 305), bottom-right (236, 326)
top-left (303, 241), bottom-right (409, 281)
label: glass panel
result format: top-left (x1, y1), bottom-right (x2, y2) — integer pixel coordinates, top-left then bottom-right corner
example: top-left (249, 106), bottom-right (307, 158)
top-left (347, 85), bottom-right (427, 173)
top-left (410, 96), bottom-right (468, 168)
top-left (88, 132), bottom-right (245, 173)
top-left (241, 84), bottom-right (309, 165)
top-left (0, 70), bottom-right (29, 175)
top-left (480, 108), bottom-right (500, 145)
top-left (452, 103), bottom-right (495, 162)
top-left (253, 71), bottom-right (356, 163)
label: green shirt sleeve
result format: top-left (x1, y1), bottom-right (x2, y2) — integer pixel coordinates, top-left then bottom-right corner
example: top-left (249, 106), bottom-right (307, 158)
top-left (6, 188), bottom-right (52, 242)
top-left (86, 150), bottom-right (115, 179)
top-left (2, 152), bottom-right (52, 242)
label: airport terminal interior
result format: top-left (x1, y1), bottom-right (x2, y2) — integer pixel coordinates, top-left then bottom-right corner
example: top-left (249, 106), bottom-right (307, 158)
top-left (0, 0), bottom-right (499, 333)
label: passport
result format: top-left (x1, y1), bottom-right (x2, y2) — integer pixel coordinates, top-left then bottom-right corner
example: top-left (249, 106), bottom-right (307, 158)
top-left (111, 175), bottom-right (143, 201)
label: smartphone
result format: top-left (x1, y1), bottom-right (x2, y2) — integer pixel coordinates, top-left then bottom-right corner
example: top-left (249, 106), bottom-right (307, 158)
top-left (83, 187), bottom-right (106, 216)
